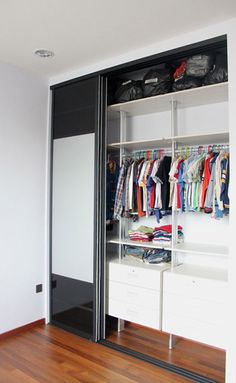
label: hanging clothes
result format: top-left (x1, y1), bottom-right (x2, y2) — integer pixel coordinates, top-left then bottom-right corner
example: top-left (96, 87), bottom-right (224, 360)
top-left (106, 159), bottom-right (120, 223)
top-left (113, 159), bottom-right (131, 220)
top-left (169, 150), bottom-right (229, 219)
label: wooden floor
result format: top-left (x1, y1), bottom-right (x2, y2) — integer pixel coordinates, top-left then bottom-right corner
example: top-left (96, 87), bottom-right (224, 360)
top-left (107, 322), bottom-right (225, 383)
top-left (0, 324), bottom-right (199, 383)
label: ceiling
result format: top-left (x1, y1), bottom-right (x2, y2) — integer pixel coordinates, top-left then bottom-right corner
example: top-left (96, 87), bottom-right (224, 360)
top-left (1, 0), bottom-right (236, 79)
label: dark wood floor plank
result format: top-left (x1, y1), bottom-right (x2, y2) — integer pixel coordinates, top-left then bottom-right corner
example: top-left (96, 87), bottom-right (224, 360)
top-left (106, 322), bottom-right (225, 383)
top-left (0, 325), bottom-right (194, 383)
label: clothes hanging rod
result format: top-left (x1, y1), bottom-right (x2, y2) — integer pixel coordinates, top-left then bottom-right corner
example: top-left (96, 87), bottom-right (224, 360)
top-left (120, 144), bottom-right (229, 157)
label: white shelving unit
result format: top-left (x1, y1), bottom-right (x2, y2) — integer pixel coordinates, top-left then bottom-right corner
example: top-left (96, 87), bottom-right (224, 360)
top-left (106, 80), bottom-right (229, 349)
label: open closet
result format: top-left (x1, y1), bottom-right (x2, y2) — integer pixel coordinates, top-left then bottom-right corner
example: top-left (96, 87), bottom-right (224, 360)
top-left (103, 36), bottom-right (228, 383)
top-left (50, 35), bottom-right (229, 383)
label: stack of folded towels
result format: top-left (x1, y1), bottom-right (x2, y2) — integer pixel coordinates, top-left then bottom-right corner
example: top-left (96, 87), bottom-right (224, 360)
top-left (152, 225), bottom-right (183, 245)
top-left (128, 225), bottom-right (153, 242)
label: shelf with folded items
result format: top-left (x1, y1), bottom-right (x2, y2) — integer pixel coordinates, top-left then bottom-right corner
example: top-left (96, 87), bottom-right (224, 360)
top-left (172, 242), bottom-right (229, 257)
top-left (108, 237), bottom-right (172, 251)
top-left (108, 131), bottom-right (229, 151)
top-left (108, 81), bottom-right (228, 117)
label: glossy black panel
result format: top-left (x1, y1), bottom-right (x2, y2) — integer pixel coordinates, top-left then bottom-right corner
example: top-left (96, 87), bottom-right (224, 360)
top-left (54, 78), bottom-right (97, 114)
top-left (51, 274), bottom-right (93, 336)
top-left (53, 77), bottom-right (98, 139)
top-left (53, 106), bottom-right (95, 139)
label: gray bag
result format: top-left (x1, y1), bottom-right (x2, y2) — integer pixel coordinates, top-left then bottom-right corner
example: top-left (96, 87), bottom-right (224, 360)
top-left (186, 54), bottom-right (214, 78)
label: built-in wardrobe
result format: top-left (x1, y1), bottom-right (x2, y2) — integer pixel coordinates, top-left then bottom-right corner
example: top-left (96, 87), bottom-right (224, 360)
top-left (50, 35), bottom-right (229, 383)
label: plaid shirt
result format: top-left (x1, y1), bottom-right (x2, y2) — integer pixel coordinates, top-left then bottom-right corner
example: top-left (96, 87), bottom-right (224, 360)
top-left (113, 159), bottom-right (131, 220)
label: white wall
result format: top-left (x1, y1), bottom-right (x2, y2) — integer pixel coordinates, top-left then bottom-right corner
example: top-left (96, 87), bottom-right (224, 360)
top-left (0, 62), bottom-right (48, 333)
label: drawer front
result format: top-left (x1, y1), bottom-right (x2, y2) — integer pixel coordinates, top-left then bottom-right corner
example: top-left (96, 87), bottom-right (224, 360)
top-left (108, 280), bottom-right (160, 309)
top-left (162, 312), bottom-right (225, 349)
top-left (163, 272), bottom-right (227, 303)
top-left (163, 292), bottom-right (225, 326)
top-left (108, 298), bottom-right (160, 329)
top-left (108, 262), bottom-right (161, 290)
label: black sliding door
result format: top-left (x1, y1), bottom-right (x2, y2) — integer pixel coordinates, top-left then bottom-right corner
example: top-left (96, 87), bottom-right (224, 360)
top-left (50, 76), bottom-right (102, 340)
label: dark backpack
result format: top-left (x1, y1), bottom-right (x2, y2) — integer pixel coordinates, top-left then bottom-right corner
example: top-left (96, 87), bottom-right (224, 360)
top-left (203, 54), bottom-right (228, 85)
top-left (142, 68), bottom-right (172, 98)
top-left (114, 80), bottom-right (143, 103)
top-left (172, 75), bottom-right (202, 92)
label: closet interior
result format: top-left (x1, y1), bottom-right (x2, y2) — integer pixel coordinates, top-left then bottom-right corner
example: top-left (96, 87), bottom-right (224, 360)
top-left (103, 38), bottom-right (228, 383)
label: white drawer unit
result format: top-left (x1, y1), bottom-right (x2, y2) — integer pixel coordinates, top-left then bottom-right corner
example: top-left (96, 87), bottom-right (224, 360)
top-left (106, 259), bottom-right (170, 330)
top-left (162, 265), bottom-right (228, 349)
top-left (108, 298), bottom-right (159, 329)
top-left (108, 259), bottom-right (163, 290)
top-left (108, 280), bottom-right (159, 309)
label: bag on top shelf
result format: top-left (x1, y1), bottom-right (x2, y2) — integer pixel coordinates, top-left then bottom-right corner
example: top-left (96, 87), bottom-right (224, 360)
top-left (203, 54), bottom-right (228, 85)
top-left (142, 68), bottom-right (172, 97)
top-left (172, 59), bottom-right (202, 91)
top-left (172, 75), bottom-right (202, 91)
top-left (114, 79), bottom-right (143, 103)
top-left (186, 53), bottom-right (214, 78)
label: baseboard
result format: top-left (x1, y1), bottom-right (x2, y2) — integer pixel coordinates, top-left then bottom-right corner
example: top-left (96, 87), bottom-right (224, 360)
top-left (0, 318), bottom-right (45, 340)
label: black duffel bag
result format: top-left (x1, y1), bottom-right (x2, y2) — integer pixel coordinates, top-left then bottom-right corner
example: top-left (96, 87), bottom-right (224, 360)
top-left (186, 54), bottom-right (214, 78)
top-left (142, 68), bottom-right (172, 98)
top-left (172, 75), bottom-right (202, 92)
top-left (114, 79), bottom-right (143, 103)
top-left (203, 54), bottom-right (228, 85)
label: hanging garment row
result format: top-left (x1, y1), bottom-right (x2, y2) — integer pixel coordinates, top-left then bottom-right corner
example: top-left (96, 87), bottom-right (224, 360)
top-left (110, 146), bottom-right (229, 223)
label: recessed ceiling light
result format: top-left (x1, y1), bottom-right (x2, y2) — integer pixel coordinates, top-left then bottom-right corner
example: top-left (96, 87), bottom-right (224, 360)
top-left (34, 49), bottom-right (54, 58)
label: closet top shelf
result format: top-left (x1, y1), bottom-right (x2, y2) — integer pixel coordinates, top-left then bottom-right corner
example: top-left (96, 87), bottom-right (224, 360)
top-left (108, 82), bottom-right (228, 117)
top-left (109, 131), bottom-right (229, 151)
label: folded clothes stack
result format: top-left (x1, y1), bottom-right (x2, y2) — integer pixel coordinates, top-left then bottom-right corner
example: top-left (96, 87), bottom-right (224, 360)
top-left (152, 225), bottom-right (183, 245)
top-left (143, 249), bottom-right (171, 264)
top-left (124, 246), bottom-right (145, 262)
top-left (128, 225), bottom-right (153, 242)
top-left (124, 246), bottom-right (171, 264)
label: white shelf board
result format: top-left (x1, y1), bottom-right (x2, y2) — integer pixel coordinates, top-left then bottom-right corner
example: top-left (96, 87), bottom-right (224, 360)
top-left (173, 242), bottom-right (228, 257)
top-left (108, 131), bottom-right (229, 151)
top-left (108, 237), bottom-right (171, 251)
top-left (108, 238), bottom-right (228, 257)
top-left (173, 131), bottom-right (229, 146)
top-left (167, 263), bottom-right (228, 282)
top-left (108, 82), bottom-right (228, 117)
top-left (109, 137), bottom-right (172, 151)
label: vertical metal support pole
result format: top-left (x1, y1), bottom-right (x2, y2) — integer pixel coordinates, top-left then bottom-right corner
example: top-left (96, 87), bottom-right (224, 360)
top-left (169, 333), bottom-right (176, 350)
top-left (117, 319), bottom-right (125, 332)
